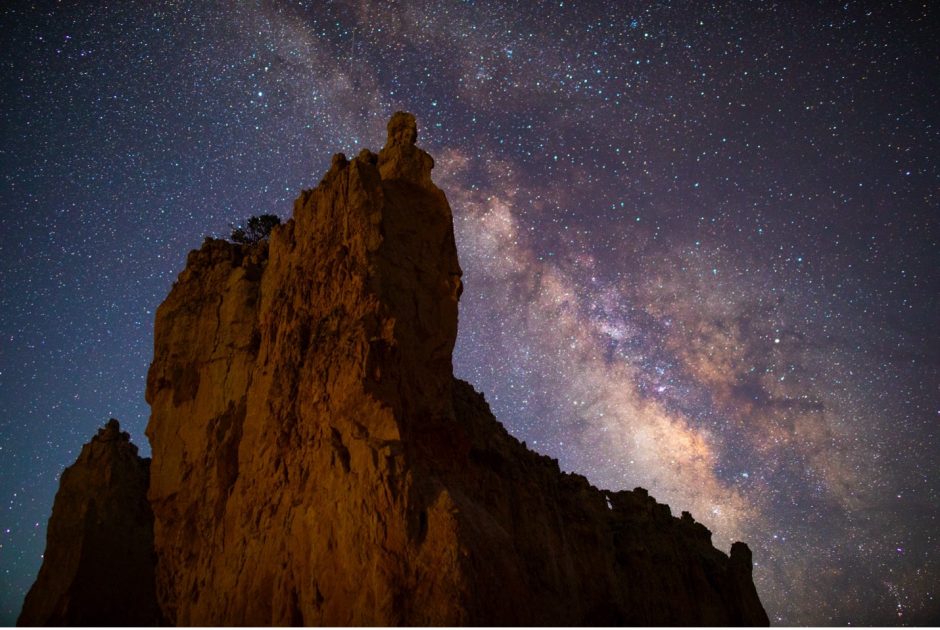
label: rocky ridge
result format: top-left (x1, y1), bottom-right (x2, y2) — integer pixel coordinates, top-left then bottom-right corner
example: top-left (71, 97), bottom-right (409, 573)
top-left (21, 112), bottom-right (769, 626)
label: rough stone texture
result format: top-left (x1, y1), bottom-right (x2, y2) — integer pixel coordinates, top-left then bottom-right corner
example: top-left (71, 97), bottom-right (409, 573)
top-left (446, 379), bottom-right (769, 625)
top-left (142, 112), bottom-right (769, 625)
top-left (17, 419), bottom-right (161, 627)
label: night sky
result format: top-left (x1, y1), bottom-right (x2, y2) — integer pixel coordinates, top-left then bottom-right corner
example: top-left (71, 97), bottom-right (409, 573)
top-left (1, 1), bottom-right (938, 625)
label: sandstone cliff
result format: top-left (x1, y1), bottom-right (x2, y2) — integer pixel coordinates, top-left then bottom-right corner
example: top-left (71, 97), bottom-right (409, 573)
top-left (17, 419), bottom-right (161, 626)
top-left (23, 112), bottom-right (769, 625)
top-left (142, 112), bottom-right (768, 625)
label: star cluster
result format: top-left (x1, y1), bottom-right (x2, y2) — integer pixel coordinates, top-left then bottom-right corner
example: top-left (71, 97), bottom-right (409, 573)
top-left (1, 1), bottom-right (937, 624)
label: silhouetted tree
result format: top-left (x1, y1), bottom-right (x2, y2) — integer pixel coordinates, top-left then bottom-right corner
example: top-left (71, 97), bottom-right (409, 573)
top-left (230, 214), bottom-right (281, 244)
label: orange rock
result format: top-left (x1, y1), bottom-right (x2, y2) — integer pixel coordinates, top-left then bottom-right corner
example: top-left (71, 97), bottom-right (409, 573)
top-left (144, 112), bottom-right (768, 625)
top-left (25, 112), bottom-right (769, 626)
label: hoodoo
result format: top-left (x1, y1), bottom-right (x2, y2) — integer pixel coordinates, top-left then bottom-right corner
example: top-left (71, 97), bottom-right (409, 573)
top-left (22, 113), bottom-right (769, 626)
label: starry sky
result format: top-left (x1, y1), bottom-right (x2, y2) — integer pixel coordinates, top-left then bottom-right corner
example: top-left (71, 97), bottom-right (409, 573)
top-left (1, 0), bottom-right (938, 625)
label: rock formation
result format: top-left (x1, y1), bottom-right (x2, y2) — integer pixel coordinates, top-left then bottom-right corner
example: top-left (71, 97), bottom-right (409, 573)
top-left (23, 112), bottom-right (770, 625)
top-left (17, 419), bottom-right (162, 627)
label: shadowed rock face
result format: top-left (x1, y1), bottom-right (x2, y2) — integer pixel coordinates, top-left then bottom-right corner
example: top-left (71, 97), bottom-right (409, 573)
top-left (17, 419), bottom-right (162, 627)
top-left (24, 112), bottom-right (769, 626)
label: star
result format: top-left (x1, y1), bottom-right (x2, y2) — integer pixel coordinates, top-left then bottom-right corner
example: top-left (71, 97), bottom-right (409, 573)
top-left (0, 1), bottom-right (937, 625)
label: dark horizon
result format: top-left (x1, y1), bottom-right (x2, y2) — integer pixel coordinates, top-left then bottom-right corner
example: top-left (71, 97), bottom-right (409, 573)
top-left (1, 1), bottom-right (937, 625)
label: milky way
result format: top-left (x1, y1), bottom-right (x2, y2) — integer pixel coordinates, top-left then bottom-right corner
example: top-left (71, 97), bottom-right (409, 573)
top-left (1, 1), bottom-right (937, 624)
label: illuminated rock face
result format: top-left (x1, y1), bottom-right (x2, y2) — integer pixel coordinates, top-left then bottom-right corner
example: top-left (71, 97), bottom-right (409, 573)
top-left (17, 420), bottom-right (162, 627)
top-left (26, 113), bottom-right (769, 625)
top-left (145, 111), bottom-right (466, 625)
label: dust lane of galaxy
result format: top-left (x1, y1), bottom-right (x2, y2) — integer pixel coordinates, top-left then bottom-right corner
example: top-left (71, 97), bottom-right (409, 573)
top-left (1, 1), bottom-right (937, 625)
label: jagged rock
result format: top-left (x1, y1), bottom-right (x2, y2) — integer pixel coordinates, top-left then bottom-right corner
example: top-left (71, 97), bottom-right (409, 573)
top-left (17, 419), bottom-right (161, 626)
top-left (377, 111), bottom-right (436, 187)
top-left (23, 112), bottom-right (769, 626)
top-left (141, 112), bottom-right (768, 625)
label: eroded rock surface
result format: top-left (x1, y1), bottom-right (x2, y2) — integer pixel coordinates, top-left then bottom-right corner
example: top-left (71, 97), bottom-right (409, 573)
top-left (23, 112), bottom-right (769, 626)
top-left (18, 419), bottom-right (161, 627)
top-left (143, 112), bottom-right (769, 625)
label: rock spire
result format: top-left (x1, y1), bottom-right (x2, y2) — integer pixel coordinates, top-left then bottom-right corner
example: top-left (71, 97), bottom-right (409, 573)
top-left (18, 420), bottom-right (161, 626)
top-left (22, 113), bottom-right (769, 626)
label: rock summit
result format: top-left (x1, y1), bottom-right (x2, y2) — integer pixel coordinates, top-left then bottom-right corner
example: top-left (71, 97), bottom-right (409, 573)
top-left (21, 113), bottom-right (769, 626)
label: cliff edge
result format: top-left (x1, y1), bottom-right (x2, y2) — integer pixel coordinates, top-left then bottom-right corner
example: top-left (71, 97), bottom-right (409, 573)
top-left (23, 112), bottom-right (769, 626)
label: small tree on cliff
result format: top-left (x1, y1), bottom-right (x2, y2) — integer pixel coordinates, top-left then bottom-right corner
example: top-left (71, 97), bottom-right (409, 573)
top-left (230, 214), bottom-right (281, 244)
